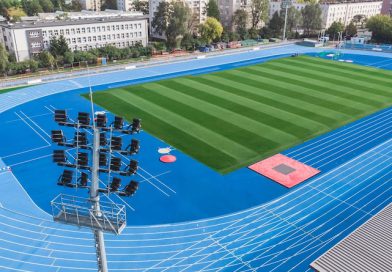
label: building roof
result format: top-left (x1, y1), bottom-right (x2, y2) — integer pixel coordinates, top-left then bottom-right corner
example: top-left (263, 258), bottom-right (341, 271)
top-left (311, 203), bottom-right (392, 272)
top-left (0, 10), bottom-right (148, 29)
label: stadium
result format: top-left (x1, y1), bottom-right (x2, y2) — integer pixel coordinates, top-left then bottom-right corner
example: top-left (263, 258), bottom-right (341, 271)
top-left (0, 44), bottom-right (391, 271)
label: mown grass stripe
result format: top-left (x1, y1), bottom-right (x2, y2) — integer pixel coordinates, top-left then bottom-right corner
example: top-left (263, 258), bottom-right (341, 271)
top-left (141, 82), bottom-right (292, 146)
top-left (156, 79), bottom-right (313, 139)
top-left (246, 65), bottom-right (382, 108)
top-left (266, 62), bottom-right (392, 100)
top-left (188, 76), bottom-right (343, 125)
top-left (215, 70), bottom-right (365, 115)
top-left (114, 89), bottom-right (260, 159)
top-left (280, 57), bottom-right (392, 88)
top-left (300, 55), bottom-right (392, 78)
top-left (166, 77), bottom-right (328, 132)
top-left (90, 92), bottom-right (239, 171)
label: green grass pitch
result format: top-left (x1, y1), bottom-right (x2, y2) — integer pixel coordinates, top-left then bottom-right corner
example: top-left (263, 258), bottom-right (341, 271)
top-left (88, 55), bottom-right (392, 174)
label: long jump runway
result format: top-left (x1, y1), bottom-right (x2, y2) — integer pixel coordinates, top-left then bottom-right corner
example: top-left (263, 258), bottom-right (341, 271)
top-left (0, 45), bottom-right (390, 271)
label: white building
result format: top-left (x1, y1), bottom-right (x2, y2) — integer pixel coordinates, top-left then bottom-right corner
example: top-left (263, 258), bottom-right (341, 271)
top-left (79, 0), bottom-right (102, 11)
top-left (149, 0), bottom-right (208, 38)
top-left (0, 10), bottom-right (149, 62)
top-left (269, 0), bottom-right (383, 29)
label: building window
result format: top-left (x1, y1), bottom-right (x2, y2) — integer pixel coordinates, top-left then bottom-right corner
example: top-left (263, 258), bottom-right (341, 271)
top-left (92, 27), bottom-right (96, 32)
top-left (42, 30), bottom-right (47, 37)
top-left (76, 28), bottom-right (80, 34)
top-left (88, 37), bottom-right (91, 42)
top-left (83, 37), bottom-right (86, 42)
top-left (66, 29), bottom-right (70, 35)
top-left (87, 27), bottom-right (91, 33)
top-left (93, 36), bottom-right (96, 41)
top-left (97, 26), bottom-right (101, 32)
top-left (77, 37), bottom-right (81, 43)
top-left (60, 29), bottom-right (64, 35)
top-left (71, 29), bottom-right (75, 35)
top-left (107, 26), bottom-right (110, 31)
top-left (98, 36), bottom-right (101, 41)
top-left (54, 30), bottom-right (59, 36)
top-left (82, 28), bottom-right (86, 34)
top-left (72, 38), bottom-right (76, 43)
top-left (121, 25), bottom-right (124, 30)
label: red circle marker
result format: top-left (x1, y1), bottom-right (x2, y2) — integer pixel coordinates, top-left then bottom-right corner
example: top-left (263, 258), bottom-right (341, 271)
top-left (160, 155), bottom-right (177, 163)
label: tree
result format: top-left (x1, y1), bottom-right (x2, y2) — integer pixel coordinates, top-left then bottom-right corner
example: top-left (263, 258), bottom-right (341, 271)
top-left (366, 15), bottom-right (392, 43)
top-left (21, 0), bottom-right (43, 16)
top-left (205, 0), bottom-right (219, 20)
top-left (49, 35), bottom-right (70, 58)
top-left (345, 21), bottom-right (357, 37)
top-left (63, 51), bottom-right (74, 64)
top-left (181, 33), bottom-right (198, 50)
top-left (166, 2), bottom-right (190, 49)
top-left (352, 14), bottom-right (367, 28)
top-left (151, 1), bottom-right (171, 36)
top-left (70, 0), bottom-right (82, 11)
top-left (101, 0), bottom-right (117, 10)
top-left (38, 51), bottom-right (55, 69)
top-left (132, 0), bottom-right (149, 14)
top-left (301, 3), bottom-right (322, 36)
top-left (232, 9), bottom-right (248, 40)
top-left (152, 1), bottom-right (191, 49)
top-left (285, 6), bottom-right (301, 37)
top-left (0, 43), bottom-right (9, 75)
top-left (28, 59), bottom-right (38, 72)
top-left (250, 0), bottom-right (269, 29)
top-left (6, 7), bottom-right (26, 22)
top-left (268, 11), bottom-right (284, 37)
top-left (199, 17), bottom-right (223, 44)
top-left (326, 21), bottom-right (344, 40)
top-left (38, 0), bottom-right (53, 12)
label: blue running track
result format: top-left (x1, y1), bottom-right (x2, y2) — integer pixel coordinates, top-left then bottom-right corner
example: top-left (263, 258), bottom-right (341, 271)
top-left (0, 44), bottom-right (390, 271)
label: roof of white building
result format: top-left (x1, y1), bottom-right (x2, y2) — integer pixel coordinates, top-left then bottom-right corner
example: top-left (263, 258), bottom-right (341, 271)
top-left (0, 10), bottom-right (147, 29)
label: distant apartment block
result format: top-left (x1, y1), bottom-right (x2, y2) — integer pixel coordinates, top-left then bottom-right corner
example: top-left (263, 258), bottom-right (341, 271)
top-left (80, 0), bottom-right (102, 11)
top-left (269, 0), bottom-right (383, 29)
top-left (217, 0), bottom-right (251, 29)
top-left (381, 0), bottom-right (392, 15)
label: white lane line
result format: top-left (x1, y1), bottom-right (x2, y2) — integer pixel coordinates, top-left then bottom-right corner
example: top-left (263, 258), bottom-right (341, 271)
top-left (285, 109), bottom-right (391, 156)
top-left (2, 145), bottom-right (51, 159)
top-left (295, 117), bottom-right (392, 161)
top-left (195, 158), bottom-right (391, 272)
top-left (14, 112), bottom-right (51, 145)
top-left (19, 111), bottom-right (51, 139)
top-left (161, 141), bottom-right (392, 271)
top-left (4, 112), bottom-right (53, 124)
top-left (8, 154), bottom-right (52, 168)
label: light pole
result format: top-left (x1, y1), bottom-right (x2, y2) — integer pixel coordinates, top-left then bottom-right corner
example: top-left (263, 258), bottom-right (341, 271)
top-left (50, 79), bottom-right (142, 271)
top-left (282, 0), bottom-right (292, 41)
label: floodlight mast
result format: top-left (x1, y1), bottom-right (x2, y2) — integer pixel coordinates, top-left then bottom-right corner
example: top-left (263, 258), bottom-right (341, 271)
top-left (282, 0), bottom-right (291, 41)
top-left (91, 126), bottom-right (108, 272)
top-left (86, 61), bottom-right (109, 272)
